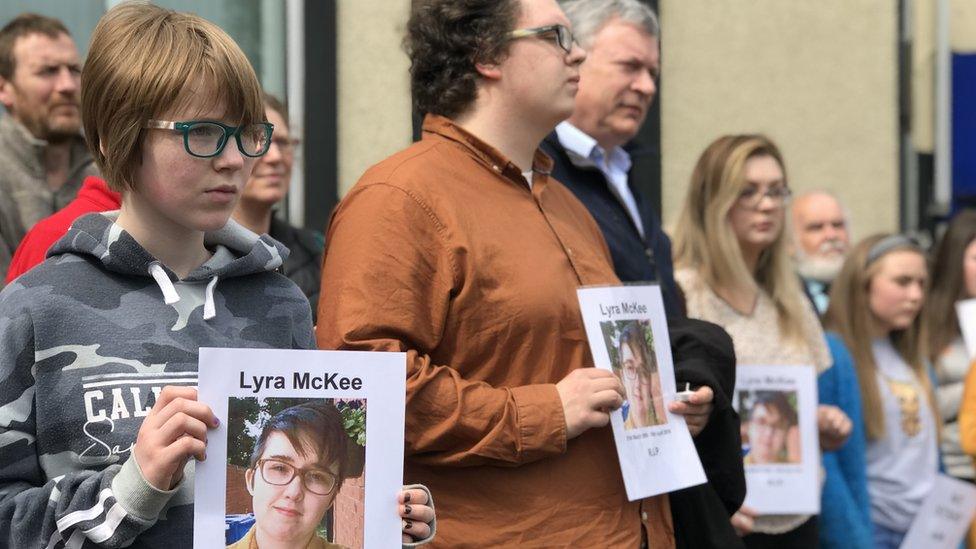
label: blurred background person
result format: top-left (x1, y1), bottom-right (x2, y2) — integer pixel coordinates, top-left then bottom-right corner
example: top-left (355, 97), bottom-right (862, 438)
top-left (5, 175), bottom-right (118, 283)
top-left (0, 13), bottom-right (96, 288)
top-left (543, 0), bottom-right (679, 316)
top-left (826, 234), bottom-right (939, 549)
top-left (790, 190), bottom-right (851, 316)
top-left (960, 356), bottom-right (976, 548)
top-left (672, 134), bottom-right (849, 548)
top-left (232, 93), bottom-right (322, 321)
top-left (924, 209), bottom-right (976, 484)
top-left (549, 2), bottom-right (745, 546)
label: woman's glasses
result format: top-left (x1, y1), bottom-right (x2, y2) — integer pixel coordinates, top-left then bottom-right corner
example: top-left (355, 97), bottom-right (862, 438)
top-left (255, 458), bottom-right (337, 496)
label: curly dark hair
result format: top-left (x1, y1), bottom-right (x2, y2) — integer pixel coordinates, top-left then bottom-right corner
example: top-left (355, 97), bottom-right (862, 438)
top-left (404, 0), bottom-right (520, 119)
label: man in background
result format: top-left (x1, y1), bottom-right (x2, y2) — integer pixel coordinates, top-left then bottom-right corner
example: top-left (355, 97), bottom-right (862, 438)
top-left (791, 190), bottom-right (851, 315)
top-left (543, 2), bottom-right (746, 547)
top-left (0, 13), bottom-right (96, 287)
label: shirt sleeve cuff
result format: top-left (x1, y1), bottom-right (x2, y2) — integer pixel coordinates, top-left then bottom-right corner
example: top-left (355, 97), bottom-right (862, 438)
top-left (511, 383), bottom-right (567, 461)
top-left (111, 456), bottom-right (180, 521)
top-left (401, 483), bottom-right (435, 547)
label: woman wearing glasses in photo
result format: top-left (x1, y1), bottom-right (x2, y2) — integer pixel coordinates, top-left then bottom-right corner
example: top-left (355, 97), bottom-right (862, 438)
top-left (0, 4), bottom-right (432, 547)
top-left (230, 401), bottom-right (434, 549)
top-left (232, 94), bottom-right (324, 322)
top-left (615, 322), bottom-right (666, 429)
top-left (672, 135), bottom-right (850, 548)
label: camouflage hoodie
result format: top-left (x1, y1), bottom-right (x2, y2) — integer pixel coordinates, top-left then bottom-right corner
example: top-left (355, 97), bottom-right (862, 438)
top-left (0, 212), bottom-right (315, 548)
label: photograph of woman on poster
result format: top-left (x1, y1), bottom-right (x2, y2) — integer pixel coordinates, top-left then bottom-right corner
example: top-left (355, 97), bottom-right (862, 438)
top-left (740, 391), bottom-right (802, 465)
top-left (602, 320), bottom-right (667, 430)
top-left (227, 399), bottom-right (363, 549)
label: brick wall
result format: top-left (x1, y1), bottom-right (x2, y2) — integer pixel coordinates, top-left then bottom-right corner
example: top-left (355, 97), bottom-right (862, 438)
top-left (333, 474), bottom-right (366, 548)
top-left (226, 465), bottom-right (253, 515)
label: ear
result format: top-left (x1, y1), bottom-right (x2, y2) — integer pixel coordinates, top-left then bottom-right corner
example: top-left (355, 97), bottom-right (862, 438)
top-left (245, 468), bottom-right (255, 495)
top-left (475, 62), bottom-right (502, 81)
top-left (0, 76), bottom-right (15, 111)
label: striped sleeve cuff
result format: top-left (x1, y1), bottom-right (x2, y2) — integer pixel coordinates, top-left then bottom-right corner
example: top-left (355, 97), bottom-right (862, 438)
top-left (111, 457), bottom-right (180, 521)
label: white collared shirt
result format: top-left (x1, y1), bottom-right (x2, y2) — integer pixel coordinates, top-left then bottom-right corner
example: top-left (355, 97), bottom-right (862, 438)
top-left (554, 121), bottom-right (644, 238)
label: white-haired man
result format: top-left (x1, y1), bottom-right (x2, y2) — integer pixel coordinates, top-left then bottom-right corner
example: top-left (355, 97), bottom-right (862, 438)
top-left (791, 190), bottom-right (851, 315)
top-left (542, 2), bottom-right (745, 547)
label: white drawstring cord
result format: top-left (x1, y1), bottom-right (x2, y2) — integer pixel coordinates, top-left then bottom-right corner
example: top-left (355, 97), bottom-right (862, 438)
top-left (148, 262), bottom-right (180, 305)
top-left (203, 276), bottom-right (219, 320)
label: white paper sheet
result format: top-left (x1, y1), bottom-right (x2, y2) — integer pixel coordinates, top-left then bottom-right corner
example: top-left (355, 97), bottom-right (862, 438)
top-left (955, 298), bottom-right (976, 358)
top-left (193, 348), bottom-right (406, 549)
top-left (734, 364), bottom-right (820, 515)
top-left (577, 285), bottom-right (706, 501)
top-left (900, 473), bottom-right (976, 549)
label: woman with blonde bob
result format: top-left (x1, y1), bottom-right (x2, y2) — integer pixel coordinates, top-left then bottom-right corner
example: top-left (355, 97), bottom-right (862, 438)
top-left (673, 135), bottom-right (850, 547)
top-left (825, 234), bottom-right (939, 549)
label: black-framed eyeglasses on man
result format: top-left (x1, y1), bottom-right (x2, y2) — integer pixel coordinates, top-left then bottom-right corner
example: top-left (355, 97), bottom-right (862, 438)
top-left (508, 24), bottom-right (577, 54)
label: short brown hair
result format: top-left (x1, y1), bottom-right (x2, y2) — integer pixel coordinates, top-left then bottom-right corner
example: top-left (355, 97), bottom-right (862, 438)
top-left (404, 0), bottom-right (520, 119)
top-left (81, 2), bottom-right (264, 192)
top-left (0, 13), bottom-right (70, 79)
top-left (249, 401), bottom-right (355, 481)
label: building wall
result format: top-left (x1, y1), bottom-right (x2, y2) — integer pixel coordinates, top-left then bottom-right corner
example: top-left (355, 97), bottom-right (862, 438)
top-left (226, 464), bottom-right (252, 515)
top-left (333, 474), bottom-right (366, 548)
top-left (336, 0), bottom-right (414, 197)
top-left (659, 0), bottom-right (900, 238)
top-left (912, 0), bottom-right (976, 153)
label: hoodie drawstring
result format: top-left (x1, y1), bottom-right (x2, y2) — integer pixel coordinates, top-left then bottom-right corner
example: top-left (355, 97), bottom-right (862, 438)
top-left (203, 275), bottom-right (219, 320)
top-left (148, 262), bottom-right (220, 322)
top-left (148, 262), bottom-right (180, 305)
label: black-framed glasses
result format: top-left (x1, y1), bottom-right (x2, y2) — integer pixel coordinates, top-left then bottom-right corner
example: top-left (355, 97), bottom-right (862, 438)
top-left (508, 24), bottom-right (576, 53)
top-left (255, 458), bottom-right (337, 496)
top-left (737, 186), bottom-right (792, 209)
top-left (145, 119), bottom-right (274, 158)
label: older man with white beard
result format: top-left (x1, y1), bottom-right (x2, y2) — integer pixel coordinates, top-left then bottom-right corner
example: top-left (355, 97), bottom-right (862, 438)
top-left (791, 191), bottom-right (851, 315)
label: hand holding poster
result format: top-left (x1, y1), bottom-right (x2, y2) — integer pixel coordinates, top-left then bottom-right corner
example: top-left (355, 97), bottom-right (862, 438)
top-left (900, 473), bottom-right (976, 549)
top-left (734, 365), bottom-right (820, 515)
top-left (577, 285), bottom-right (706, 500)
top-left (193, 348), bottom-right (407, 549)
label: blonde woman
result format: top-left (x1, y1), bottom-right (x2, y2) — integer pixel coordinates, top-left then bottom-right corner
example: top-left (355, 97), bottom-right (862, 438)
top-left (673, 135), bottom-right (849, 548)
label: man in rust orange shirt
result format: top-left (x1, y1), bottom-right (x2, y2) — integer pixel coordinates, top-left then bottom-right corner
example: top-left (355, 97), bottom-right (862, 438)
top-left (317, 0), bottom-right (675, 545)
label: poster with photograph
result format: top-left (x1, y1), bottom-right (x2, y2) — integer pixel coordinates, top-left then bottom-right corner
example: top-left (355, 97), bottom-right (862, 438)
top-left (577, 285), bottom-right (706, 501)
top-left (900, 473), bottom-right (976, 549)
top-left (193, 348), bottom-right (407, 549)
top-left (954, 298), bottom-right (976, 358)
top-left (734, 364), bottom-right (820, 515)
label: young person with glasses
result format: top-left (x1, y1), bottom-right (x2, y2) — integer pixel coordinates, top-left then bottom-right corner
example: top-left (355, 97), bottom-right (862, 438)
top-left (0, 4), bottom-right (431, 547)
top-left (232, 93), bottom-right (323, 322)
top-left (231, 401), bottom-right (433, 549)
top-left (672, 135), bottom-right (852, 548)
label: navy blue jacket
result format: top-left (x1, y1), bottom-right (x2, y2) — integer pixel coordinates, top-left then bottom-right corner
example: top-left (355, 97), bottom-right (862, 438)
top-left (540, 132), bottom-right (684, 317)
top-left (543, 132), bottom-right (745, 548)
